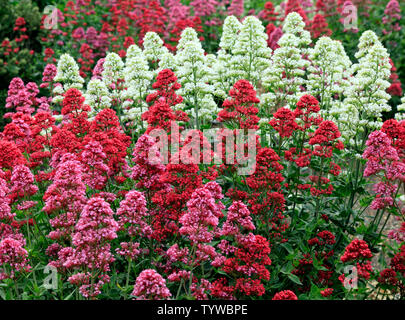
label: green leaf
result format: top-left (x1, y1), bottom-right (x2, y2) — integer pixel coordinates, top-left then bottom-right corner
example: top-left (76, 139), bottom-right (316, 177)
top-left (288, 274), bottom-right (303, 285)
top-left (280, 262), bottom-right (293, 274)
top-left (64, 289), bottom-right (76, 300)
top-left (281, 242), bottom-right (294, 255)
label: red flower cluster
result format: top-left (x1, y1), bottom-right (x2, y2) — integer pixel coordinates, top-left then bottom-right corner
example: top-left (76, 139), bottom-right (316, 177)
top-left (269, 107), bottom-right (298, 138)
top-left (213, 234), bottom-right (272, 298)
top-left (284, 0), bottom-right (308, 24)
top-left (143, 69), bottom-right (188, 133)
top-left (217, 80), bottom-right (260, 130)
top-left (310, 14), bottom-right (332, 39)
top-left (0, 140), bottom-right (26, 170)
top-left (339, 239), bottom-right (374, 283)
top-left (340, 239), bottom-right (373, 262)
top-left (272, 290), bottom-right (298, 300)
top-left (271, 95), bottom-right (343, 198)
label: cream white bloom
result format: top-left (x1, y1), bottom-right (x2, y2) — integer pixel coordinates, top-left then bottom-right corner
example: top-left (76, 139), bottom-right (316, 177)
top-left (338, 31), bottom-right (392, 145)
top-left (230, 16), bottom-right (272, 88)
top-left (262, 33), bottom-right (308, 108)
top-left (282, 12), bottom-right (311, 53)
top-left (53, 53), bottom-right (84, 89)
top-left (219, 15), bottom-right (241, 52)
top-left (307, 37), bottom-right (352, 116)
top-left (158, 51), bottom-right (177, 72)
top-left (143, 32), bottom-right (168, 63)
top-left (122, 44), bottom-right (152, 101)
top-left (175, 27), bottom-right (218, 128)
top-left (52, 54), bottom-right (84, 103)
top-left (262, 13), bottom-right (311, 110)
top-left (211, 16), bottom-right (243, 98)
top-left (84, 79), bottom-right (112, 114)
top-left (102, 52), bottom-right (124, 88)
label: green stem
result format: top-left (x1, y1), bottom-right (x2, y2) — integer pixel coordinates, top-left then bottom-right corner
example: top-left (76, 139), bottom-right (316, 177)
top-left (125, 258), bottom-right (132, 299)
top-left (175, 279), bottom-right (184, 299)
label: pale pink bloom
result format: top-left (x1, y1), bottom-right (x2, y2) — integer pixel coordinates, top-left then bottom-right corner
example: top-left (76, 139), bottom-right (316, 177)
top-left (116, 190), bottom-right (152, 237)
top-left (0, 178), bottom-right (13, 221)
top-left (131, 134), bottom-right (169, 191)
top-left (92, 58), bottom-right (105, 80)
top-left (179, 182), bottom-right (224, 243)
top-left (167, 243), bottom-right (189, 264)
top-left (10, 164), bottom-right (38, 197)
top-left (191, 279), bottom-right (212, 300)
top-left (221, 201), bottom-right (255, 236)
top-left (190, 0), bottom-right (218, 17)
top-left (0, 237), bottom-right (31, 280)
top-left (81, 140), bottom-right (110, 189)
top-left (41, 64), bottom-right (57, 88)
top-left (116, 242), bottom-right (141, 260)
top-left (228, 0), bottom-right (244, 17)
top-left (5, 78), bottom-right (35, 115)
top-left (132, 269), bottom-right (172, 300)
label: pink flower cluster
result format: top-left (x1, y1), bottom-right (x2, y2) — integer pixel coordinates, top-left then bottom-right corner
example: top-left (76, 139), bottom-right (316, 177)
top-left (5, 78), bottom-right (37, 117)
top-left (132, 269), bottom-right (172, 300)
top-left (63, 197), bottom-right (118, 298)
top-left (40, 64), bottom-right (57, 89)
top-left (221, 201), bottom-right (255, 236)
top-left (81, 140), bottom-right (110, 190)
top-left (131, 134), bottom-right (169, 192)
top-left (382, 0), bottom-right (401, 35)
top-left (44, 155), bottom-right (87, 242)
top-left (190, 0), bottom-right (218, 17)
top-left (91, 58), bottom-right (105, 80)
top-left (227, 0), bottom-right (244, 17)
top-left (363, 130), bottom-right (405, 210)
top-left (10, 165), bottom-right (38, 199)
top-left (0, 237), bottom-right (31, 280)
top-left (116, 190), bottom-right (152, 237)
top-left (0, 178), bottom-right (13, 221)
top-left (179, 181), bottom-right (225, 243)
top-left (44, 156), bottom-right (86, 215)
top-left (165, 0), bottom-right (190, 28)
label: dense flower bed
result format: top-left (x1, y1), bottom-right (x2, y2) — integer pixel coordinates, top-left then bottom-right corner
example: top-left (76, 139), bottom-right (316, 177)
top-left (0, 1), bottom-right (404, 300)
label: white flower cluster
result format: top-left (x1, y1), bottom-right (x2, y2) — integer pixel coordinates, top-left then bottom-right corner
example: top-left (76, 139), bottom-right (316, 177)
top-left (121, 44), bottom-right (153, 127)
top-left (143, 32), bottom-right (169, 63)
top-left (230, 16), bottom-right (272, 88)
top-left (212, 15), bottom-right (272, 101)
top-left (307, 37), bottom-right (352, 118)
top-left (52, 53), bottom-right (84, 104)
top-left (261, 12), bottom-right (311, 112)
top-left (175, 27), bottom-right (218, 129)
top-left (84, 79), bottom-right (111, 115)
top-left (334, 31), bottom-right (392, 147)
top-left (281, 12), bottom-right (311, 54)
top-left (219, 15), bottom-right (241, 52)
top-left (99, 52), bottom-right (125, 115)
top-left (212, 15), bottom-right (242, 98)
top-left (101, 52), bottom-right (124, 88)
